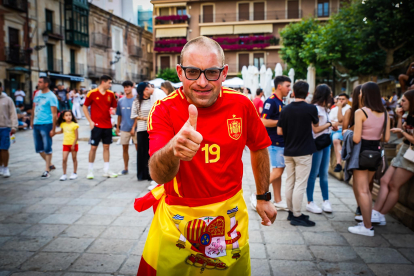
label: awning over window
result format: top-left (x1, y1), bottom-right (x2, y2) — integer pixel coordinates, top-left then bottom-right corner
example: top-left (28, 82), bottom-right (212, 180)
top-left (6, 67), bottom-right (30, 73)
top-left (200, 26), bottom-right (234, 36)
top-left (156, 28), bottom-right (187, 38)
top-left (40, 72), bottom-right (84, 82)
top-left (234, 24), bottom-right (273, 34)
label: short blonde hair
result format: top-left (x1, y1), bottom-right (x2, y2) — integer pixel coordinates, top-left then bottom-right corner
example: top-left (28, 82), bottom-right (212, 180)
top-left (180, 36), bottom-right (225, 66)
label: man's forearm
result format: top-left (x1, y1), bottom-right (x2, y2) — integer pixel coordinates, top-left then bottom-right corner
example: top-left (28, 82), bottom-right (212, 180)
top-left (261, 118), bottom-right (278, 128)
top-left (149, 140), bottom-right (181, 184)
top-left (251, 148), bottom-right (270, 195)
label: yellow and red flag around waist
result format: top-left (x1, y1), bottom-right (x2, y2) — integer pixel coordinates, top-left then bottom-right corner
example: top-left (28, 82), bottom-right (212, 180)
top-left (134, 185), bottom-right (250, 276)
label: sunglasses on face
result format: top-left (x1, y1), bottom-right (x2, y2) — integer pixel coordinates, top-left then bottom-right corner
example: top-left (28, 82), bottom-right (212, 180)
top-left (180, 65), bottom-right (224, 81)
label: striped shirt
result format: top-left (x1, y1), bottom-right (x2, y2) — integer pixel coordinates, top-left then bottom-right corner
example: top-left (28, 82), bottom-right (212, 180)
top-left (131, 98), bottom-right (152, 132)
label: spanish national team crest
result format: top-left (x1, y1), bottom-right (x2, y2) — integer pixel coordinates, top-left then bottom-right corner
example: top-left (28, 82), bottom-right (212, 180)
top-left (107, 95), bottom-right (111, 102)
top-left (227, 115), bottom-right (242, 140)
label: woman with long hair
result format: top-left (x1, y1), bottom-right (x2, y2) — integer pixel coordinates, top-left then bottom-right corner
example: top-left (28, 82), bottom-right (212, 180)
top-left (160, 81), bottom-right (175, 95)
top-left (131, 82), bottom-right (154, 181)
top-left (306, 84), bottom-right (339, 214)
top-left (373, 90), bottom-right (414, 225)
top-left (342, 85), bottom-right (362, 132)
top-left (348, 82), bottom-right (390, 236)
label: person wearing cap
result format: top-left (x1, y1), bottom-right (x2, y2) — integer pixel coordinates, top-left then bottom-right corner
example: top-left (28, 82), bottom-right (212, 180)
top-left (83, 75), bottom-right (118, 179)
top-left (131, 82), bottom-right (154, 181)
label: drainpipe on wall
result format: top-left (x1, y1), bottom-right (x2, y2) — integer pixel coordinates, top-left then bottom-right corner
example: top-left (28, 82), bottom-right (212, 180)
top-left (60, 0), bottom-right (64, 78)
top-left (26, 0), bottom-right (33, 103)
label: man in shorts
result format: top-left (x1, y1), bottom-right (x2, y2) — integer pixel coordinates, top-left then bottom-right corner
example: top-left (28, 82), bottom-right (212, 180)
top-left (83, 75), bottom-right (118, 179)
top-left (251, 76), bottom-right (291, 211)
top-left (116, 80), bottom-right (137, 175)
top-left (31, 77), bottom-right (58, 179)
top-left (0, 82), bottom-right (18, 178)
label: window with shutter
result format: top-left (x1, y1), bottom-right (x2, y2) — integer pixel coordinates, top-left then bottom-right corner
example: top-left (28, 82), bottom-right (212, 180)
top-left (288, 0), bottom-right (299, 19)
top-left (238, 53), bottom-right (249, 72)
top-left (203, 5), bottom-right (213, 23)
top-left (317, 0), bottom-right (329, 17)
top-left (254, 2), bottom-right (265, 20)
top-left (161, 56), bottom-right (170, 70)
top-left (238, 3), bottom-right (249, 21)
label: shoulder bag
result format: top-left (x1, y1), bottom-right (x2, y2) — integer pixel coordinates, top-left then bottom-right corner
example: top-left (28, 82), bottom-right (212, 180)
top-left (359, 110), bottom-right (387, 169)
top-left (403, 143), bottom-right (414, 163)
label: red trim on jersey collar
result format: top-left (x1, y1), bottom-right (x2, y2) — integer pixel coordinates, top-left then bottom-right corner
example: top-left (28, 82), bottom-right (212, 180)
top-left (272, 93), bottom-right (283, 102)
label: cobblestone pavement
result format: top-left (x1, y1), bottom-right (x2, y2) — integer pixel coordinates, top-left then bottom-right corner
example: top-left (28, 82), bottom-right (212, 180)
top-left (1, 124), bottom-right (414, 276)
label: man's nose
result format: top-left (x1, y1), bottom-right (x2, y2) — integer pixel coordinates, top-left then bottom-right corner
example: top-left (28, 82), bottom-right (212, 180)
top-left (196, 72), bottom-right (208, 87)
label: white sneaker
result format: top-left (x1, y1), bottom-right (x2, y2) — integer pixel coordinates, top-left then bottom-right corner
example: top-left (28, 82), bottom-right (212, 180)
top-left (147, 181), bottom-right (158, 191)
top-left (306, 201), bottom-right (322, 214)
top-left (69, 173), bottom-right (77, 180)
top-left (60, 175), bottom-right (67, 181)
top-left (274, 200), bottom-right (289, 211)
top-left (355, 210), bottom-right (381, 223)
top-left (348, 222), bottom-right (374, 237)
top-left (3, 168), bottom-right (10, 178)
top-left (0, 166), bottom-right (4, 176)
top-left (373, 210), bottom-right (386, 225)
top-left (103, 171), bottom-right (118, 178)
top-left (87, 170), bottom-right (94, 179)
top-left (250, 193), bottom-right (257, 212)
top-left (322, 200), bottom-right (333, 213)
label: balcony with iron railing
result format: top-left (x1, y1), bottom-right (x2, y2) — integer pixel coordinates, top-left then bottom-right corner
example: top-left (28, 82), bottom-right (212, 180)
top-left (128, 45), bottom-right (143, 58)
top-left (91, 33), bottom-right (111, 49)
top-left (2, 0), bottom-right (28, 12)
top-left (155, 14), bottom-right (189, 25)
top-left (5, 47), bottom-right (29, 65)
top-left (199, 10), bottom-right (303, 23)
top-left (154, 38), bottom-right (187, 53)
top-left (88, 66), bottom-right (115, 79)
top-left (44, 22), bottom-right (64, 40)
top-left (45, 58), bottom-right (62, 73)
top-left (68, 62), bottom-right (85, 76)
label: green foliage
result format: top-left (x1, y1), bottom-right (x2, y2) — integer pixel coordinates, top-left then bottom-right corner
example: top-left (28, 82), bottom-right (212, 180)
top-left (157, 68), bottom-right (180, 83)
top-left (279, 0), bottom-right (414, 78)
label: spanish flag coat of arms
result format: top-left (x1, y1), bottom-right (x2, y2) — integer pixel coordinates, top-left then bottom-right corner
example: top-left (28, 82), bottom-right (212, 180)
top-left (135, 88), bottom-right (271, 275)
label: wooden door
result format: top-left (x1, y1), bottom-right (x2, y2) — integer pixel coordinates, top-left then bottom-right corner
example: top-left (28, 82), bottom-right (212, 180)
top-left (288, 0), bottom-right (299, 19)
top-left (238, 53), bottom-right (249, 72)
top-left (160, 56), bottom-right (170, 70)
top-left (203, 5), bottom-right (213, 23)
top-left (254, 2), bottom-right (265, 20)
top-left (238, 3), bottom-right (249, 21)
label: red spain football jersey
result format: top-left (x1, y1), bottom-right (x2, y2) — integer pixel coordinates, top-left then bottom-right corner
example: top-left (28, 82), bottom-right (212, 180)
top-left (148, 87), bottom-right (271, 199)
top-left (84, 89), bottom-right (117, 129)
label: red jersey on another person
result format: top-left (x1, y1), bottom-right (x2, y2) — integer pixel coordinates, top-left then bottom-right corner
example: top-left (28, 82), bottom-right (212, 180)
top-left (84, 88), bottom-right (117, 129)
top-left (148, 87), bottom-right (271, 200)
top-left (253, 97), bottom-right (264, 115)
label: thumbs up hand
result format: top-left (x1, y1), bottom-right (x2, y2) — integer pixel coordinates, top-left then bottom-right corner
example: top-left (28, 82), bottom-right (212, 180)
top-left (172, 104), bottom-right (203, 161)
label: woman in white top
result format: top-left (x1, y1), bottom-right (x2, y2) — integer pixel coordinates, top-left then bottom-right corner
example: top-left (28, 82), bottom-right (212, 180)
top-left (71, 89), bottom-right (82, 119)
top-left (131, 82), bottom-right (154, 181)
top-left (306, 84), bottom-right (339, 214)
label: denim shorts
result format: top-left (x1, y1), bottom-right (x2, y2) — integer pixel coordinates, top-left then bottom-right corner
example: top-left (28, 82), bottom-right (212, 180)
top-left (331, 128), bottom-right (343, 141)
top-left (0, 128), bottom-right (11, 150)
top-left (268, 145), bottom-right (285, 168)
top-left (33, 123), bottom-right (53, 154)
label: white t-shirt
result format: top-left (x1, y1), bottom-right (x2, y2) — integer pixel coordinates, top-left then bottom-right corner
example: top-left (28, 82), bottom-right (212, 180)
top-left (15, 90), bottom-right (25, 102)
top-left (313, 105), bottom-right (331, 138)
top-left (151, 88), bottom-right (167, 103)
top-left (389, 95), bottom-right (398, 108)
top-left (329, 104), bottom-right (351, 123)
top-left (72, 93), bottom-right (81, 105)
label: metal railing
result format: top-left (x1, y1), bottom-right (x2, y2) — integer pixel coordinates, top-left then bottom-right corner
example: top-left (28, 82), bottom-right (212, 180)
top-left (155, 15), bottom-right (189, 25)
top-left (44, 23), bottom-right (64, 40)
top-left (88, 66), bottom-right (115, 79)
top-left (199, 10), bottom-right (302, 23)
top-left (128, 45), bottom-right (143, 58)
top-left (5, 47), bottom-right (29, 65)
top-left (314, 6), bottom-right (339, 18)
top-left (2, 0), bottom-right (28, 12)
top-left (91, 33), bottom-right (111, 48)
top-left (68, 62), bottom-right (85, 76)
top-left (45, 58), bottom-right (62, 73)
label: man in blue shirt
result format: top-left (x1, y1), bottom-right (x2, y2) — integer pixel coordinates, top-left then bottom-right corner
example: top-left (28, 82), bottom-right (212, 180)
top-left (31, 77), bottom-right (58, 179)
top-left (116, 80), bottom-right (137, 176)
top-left (250, 76), bottom-right (291, 211)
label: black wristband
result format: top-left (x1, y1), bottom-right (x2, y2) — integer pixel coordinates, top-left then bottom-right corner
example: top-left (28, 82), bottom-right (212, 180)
top-left (256, 192), bottom-right (271, 201)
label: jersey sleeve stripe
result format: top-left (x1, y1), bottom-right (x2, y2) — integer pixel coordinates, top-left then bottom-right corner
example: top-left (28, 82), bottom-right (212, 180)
top-left (147, 100), bottom-right (161, 131)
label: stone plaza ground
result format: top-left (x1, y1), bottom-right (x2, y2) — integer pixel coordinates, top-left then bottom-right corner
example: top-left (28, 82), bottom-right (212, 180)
top-left (1, 123), bottom-right (414, 276)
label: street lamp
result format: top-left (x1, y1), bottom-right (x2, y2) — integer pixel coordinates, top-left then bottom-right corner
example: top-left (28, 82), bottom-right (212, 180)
top-left (110, 51), bottom-right (121, 65)
top-left (34, 32), bottom-right (49, 51)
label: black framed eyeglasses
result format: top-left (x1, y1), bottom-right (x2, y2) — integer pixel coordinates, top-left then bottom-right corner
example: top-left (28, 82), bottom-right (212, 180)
top-left (180, 65), bottom-right (225, 81)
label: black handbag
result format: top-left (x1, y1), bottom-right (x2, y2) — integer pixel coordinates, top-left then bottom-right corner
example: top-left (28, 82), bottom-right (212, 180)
top-left (359, 110), bottom-right (387, 169)
top-left (315, 134), bottom-right (332, 151)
